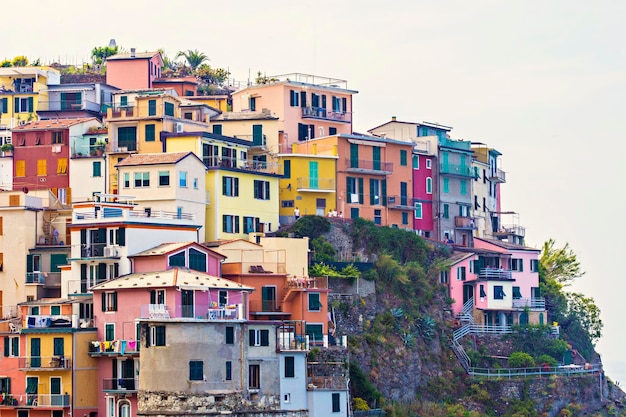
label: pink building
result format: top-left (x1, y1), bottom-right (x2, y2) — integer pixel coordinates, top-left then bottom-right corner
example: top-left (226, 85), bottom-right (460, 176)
top-left (90, 268), bottom-right (253, 417)
top-left (447, 237), bottom-right (545, 327)
top-left (131, 242), bottom-right (225, 276)
top-left (106, 50), bottom-right (163, 90)
top-left (412, 152), bottom-right (436, 238)
top-left (231, 73), bottom-right (357, 152)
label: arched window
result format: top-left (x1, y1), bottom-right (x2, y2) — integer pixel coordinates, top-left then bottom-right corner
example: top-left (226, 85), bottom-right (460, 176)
top-left (119, 400), bottom-right (131, 417)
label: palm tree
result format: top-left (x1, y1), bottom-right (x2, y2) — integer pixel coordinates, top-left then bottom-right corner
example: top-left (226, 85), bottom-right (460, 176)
top-left (176, 49), bottom-right (209, 71)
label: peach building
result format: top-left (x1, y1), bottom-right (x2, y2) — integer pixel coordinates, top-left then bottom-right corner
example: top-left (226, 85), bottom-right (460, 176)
top-left (105, 50), bottom-right (163, 90)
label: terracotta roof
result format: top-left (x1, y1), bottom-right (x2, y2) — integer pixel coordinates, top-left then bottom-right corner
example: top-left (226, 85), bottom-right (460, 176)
top-left (447, 251), bottom-right (475, 265)
top-left (131, 242), bottom-right (226, 260)
top-left (91, 268), bottom-right (254, 291)
top-left (115, 152), bottom-right (199, 167)
top-left (12, 117), bottom-right (98, 131)
top-left (154, 77), bottom-right (198, 84)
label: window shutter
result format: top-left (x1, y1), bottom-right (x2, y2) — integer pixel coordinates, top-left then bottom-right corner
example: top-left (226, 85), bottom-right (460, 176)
top-left (101, 292), bottom-right (106, 312)
top-left (382, 179), bottom-right (387, 206)
top-left (112, 292), bottom-right (118, 311)
top-left (28, 97), bottom-right (33, 111)
top-left (14, 98), bottom-right (18, 112)
top-left (80, 229), bottom-right (87, 245)
top-left (150, 290), bottom-right (156, 305)
top-left (98, 263), bottom-right (107, 281)
top-left (26, 254), bottom-right (33, 273)
top-left (234, 178), bottom-right (239, 196)
top-left (249, 329), bottom-right (255, 346)
top-left (223, 216), bottom-right (228, 232)
top-left (118, 228), bottom-right (126, 246)
top-left (369, 179), bottom-right (375, 205)
top-left (300, 91), bottom-right (306, 108)
top-left (222, 177), bottom-right (227, 195)
top-left (1, 98), bottom-right (7, 113)
top-left (342, 97), bottom-right (347, 112)
top-left (260, 329), bottom-right (269, 346)
top-left (234, 216), bottom-right (240, 233)
top-left (358, 178), bottom-right (364, 204)
top-left (3, 337), bottom-right (9, 357)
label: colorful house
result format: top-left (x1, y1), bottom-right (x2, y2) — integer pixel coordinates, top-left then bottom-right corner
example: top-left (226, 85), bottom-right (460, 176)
top-left (162, 131), bottom-right (281, 241)
top-left (105, 50), bottom-right (164, 90)
top-left (471, 144), bottom-right (506, 239)
top-left (152, 77), bottom-right (198, 97)
top-left (12, 118), bottom-right (101, 198)
top-left (115, 152), bottom-right (208, 238)
top-left (231, 73), bottom-right (357, 153)
top-left (90, 268), bottom-right (254, 417)
top-left (130, 241), bottom-right (225, 276)
top-left (37, 83), bottom-right (119, 121)
top-left (15, 298), bottom-right (98, 417)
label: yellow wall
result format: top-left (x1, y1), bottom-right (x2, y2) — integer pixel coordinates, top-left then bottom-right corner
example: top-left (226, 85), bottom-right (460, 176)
top-left (74, 330), bottom-right (99, 409)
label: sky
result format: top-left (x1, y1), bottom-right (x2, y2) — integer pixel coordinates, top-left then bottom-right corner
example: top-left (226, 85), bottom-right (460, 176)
top-left (4, 0), bottom-right (626, 384)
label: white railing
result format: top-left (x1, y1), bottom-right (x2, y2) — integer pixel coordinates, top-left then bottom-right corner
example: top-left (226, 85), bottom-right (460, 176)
top-left (512, 297), bottom-right (546, 310)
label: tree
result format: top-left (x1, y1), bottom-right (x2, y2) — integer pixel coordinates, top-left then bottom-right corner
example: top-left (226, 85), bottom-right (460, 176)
top-left (176, 49), bottom-right (208, 71)
top-left (91, 45), bottom-right (119, 65)
top-left (196, 64), bottom-right (229, 86)
top-left (540, 238), bottom-right (583, 287)
top-left (567, 292), bottom-right (603, 344)
top-left (11, 56), bottom-right (28, 67)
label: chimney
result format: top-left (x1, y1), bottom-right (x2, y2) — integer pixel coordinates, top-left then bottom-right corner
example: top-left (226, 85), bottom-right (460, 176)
top-left (130, 48), bottom-right (136, 58)
top-left (391, 116), bottom-right (397, 121)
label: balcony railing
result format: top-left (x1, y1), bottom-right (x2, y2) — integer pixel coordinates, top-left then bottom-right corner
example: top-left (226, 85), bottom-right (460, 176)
top-left (488, 168), bottom-right (506, 183)
top-left (73, 208), bottom-right (194, 223)
top-left (494, 225), bottom-right (526, 238)
top-left (21, 394), bottom-right (71, 407)
top-left (285, 276), bottom-right (328, 289)
top-left (202, 156), bottom-right (279, 175)
top-left (296, 177), bottom-right (335, 191)
top-left (302, 107), bottom-right (352, 123)
top-left (386, 195), bottom-right (411, 209)
top-left (26, 272), bottom-right (46, 284)
top-left (89, 339), bottom-right (139, 355)
top-left (345, 158), bottom-right (393, 173)
top-left (512, 297), bottom-right (546, 310)
top-left (307, 375), bottom-right (348, 390)
top-left (138, 304), bottom-right (244, 320)
top-left (37, 99), bottom-right (102, 113)
top-left (455, 216), bottom-right (477, 229)
top-left (477, 268), bottom-right (513, 280)
top-left (19, 356), bottom-right (71, 370)
top-left (250, 300), bottom-right (282, 313)
top-left (440, 163), bottom-right (473, 177)
top-left (103, 378), bottom-right (138, 392)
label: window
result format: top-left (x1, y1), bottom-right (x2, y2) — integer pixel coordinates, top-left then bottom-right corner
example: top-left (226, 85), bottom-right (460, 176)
top-left (456, 266), bottom-right (466, 281)
top-left (117, 127), bottom-right (137, 151)
top-left (249, 329), bottom-right (270, 347)
top-left (332, 393), bottom-right (341, 413)
top-left (0, 377), bottom-right (10, 394)
top-left (284, 356), bottom-right (295, 378)
top-left (134, 172), bottom-right (149, 187)
top-left (414, 203), bottom-right (423, 219)
top-left (212, 124), bottom-right (222, 135)
top-left (249, 364), bottom-right (260, 389)
top-left (105, 323), bottom-right (115, 341)
top-left (253, 180), bottom-right (270, 200)
top-left (56, 158), bottom-right (68, 175)
top-left (145, 124), bottom-right (155, 142)
top-left (443, 178), bottom-right (450, 193)
top-left (249, 96), bottom-right (256, 111)
top-left (426, 159), bottom-right (432, 169)
top-left (281, 200), bottom-right (294, 208)
top-left (14, 97), bottom-right (34, 112)
top-left (37, 159), bottom-right (47, 176)
top-left (443, 204), bottom-right (449, 219)
top-left (413, 155), bottom-right (419, 169)
top-left (189, 360), bottom-right (203, 381)
top-left (149, 325), bottom-right (166, 346)
top-left (460, 180), bottom-right (468, 195)
top-left (148, 100), bottom-right (156, 116)
top-left (123, 173), bottom-right (130, 188)
top-left (15, 160), bottom-right (25, 177)
top-left (289, 90), bottom-right (299, 107)
top-left (179, 171), bottom-right (187, 187)
top-left (512, 286), bottom-right (522, 299)
top-left (51, 305), bottom-right (61, 315)
top-left (52, 131), bottom-right (63, 144)
top-left (120, 96), bottom-right (128, 107)
top-left (225, 327), bottom-right (234, 344)
top-left (530, 259), bottom-right (539, 272)
top-left (164, 102), bottom-right (174, 116)
top-left (53, 338), bottom-right (64, 356)
top-left (158, 171), bottom-right (170, 186)
top-left (102, 292), bottom-right (117, 312)
top-left (92, 161), bottom-right (101, 177)
top-left (328, 126), bottom-right (337, 135)
top-left (480, 285), bottom-right (487, 298)
top-left (193, 178), bottom-right (198, 189)
top-left (511, 258), bottom-right (524, 272)
top-left (402, 212), bottom-right (409, 225)
top-left (0, 97), bottom-right (7, 114)
top-left (308, 292), bottom-right (322, 312)
top-left (4, 336), bottom-right (19, 357)
top-left (243, 216), bottom-right (259, 233)
top-left (494, 285), bottom-right (506, 300)
top-left (426, 177), bottom-right (432, 194)
top-left (222, 215), bottom-right (240, 233)
top-left (222, 177), bottom-right (239, 196)
top-left (283, 160), bottom-right (291, 178)
top-left (370, 179), bottom-right (382, 205)
top-left (439, 271), bottom-right (448, 284)
top-left (225, 361), bottom-right (232, 381)
top-left (168, 251), bottom-right (186, 267)
top-left (400, 149), bottom-right (407, 166)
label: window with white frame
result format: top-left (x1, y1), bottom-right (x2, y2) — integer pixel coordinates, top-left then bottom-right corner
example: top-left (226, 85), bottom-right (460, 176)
top-left (4, 336), bottom-right (19, 357)
top-left (102, 291), bottom-right (117, 312)
top-left (308, 292), bottom-right (322, 311)
top-left (439, 271), bottom-right (448, 284)
top-left (134, 172), bottom-right (149, 187)
top-left (426, 159), bottom-right (432, 169)
top-left (456, 266), bottom-right (466, 281)
top-left (426, 177), bottom-right (432, 194)
top-left (222, 177), bottom-right (239, 197)
top-left (511, 258), bottom-right (524, 272)
top-left (123, 173), bottom-right (130, 188)
top-left (530, 259), bottom-right (539, 272)
top-left (223, 215), bottom-right (240, 233)
top-left (414, 203), bottom-right (423, 219)
top-left (158, 171), bottom-right (170, 186)
top-left (249, 329), bottom-right (269, 347)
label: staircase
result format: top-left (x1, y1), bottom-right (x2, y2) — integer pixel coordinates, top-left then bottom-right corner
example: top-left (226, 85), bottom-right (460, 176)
top-left (457, 297), bottom-right (474, 324)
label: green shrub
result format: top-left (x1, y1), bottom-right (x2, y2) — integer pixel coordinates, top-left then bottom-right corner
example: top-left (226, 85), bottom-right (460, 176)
top-left (508, 352), bottom-right (536, 368)
top-left (291, 215), bottom-right (331, 239)
top-left (536, 354), bottom-right (558, 367)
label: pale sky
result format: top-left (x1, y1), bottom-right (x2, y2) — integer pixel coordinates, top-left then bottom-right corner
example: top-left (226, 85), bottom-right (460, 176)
top-left (5, 0), bottom-right (626, 384)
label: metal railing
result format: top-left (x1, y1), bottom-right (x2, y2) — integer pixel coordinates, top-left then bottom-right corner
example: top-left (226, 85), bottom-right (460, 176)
top-left (346, 158), bottom-right (393, 173)
top-left (19, 356), bottom-right (72, 369)
top-left (512, 297), bottom-right (546, 309)
top-left (103, 378), bottom-right (139, 392)
top-left (202, 156), bottom-right (280, 175)
top-left (296, 177), bottom-right (335, 191)
top-left (37, 99), bottom-right (101, 113)
top-left (477, 268), bottom-right (513, 280)
top-left (468, 363), bottom-right (602, 378)
top-left (301, 107), bottom-right (352, 123)
top-left (249, 300), bottom-right (282, 313)
top-left (494, 225), bottom-right (526, 237)
top-left (73, 208), bottom-right (194, 222)
top-left (23, 394), bottom-right (71, 407)
top-left (89, 339), bottom-right (139, 355)
top-left (25, 272), bottom-right (46, 284)
top-left (488, 168), bottom-right (506, 183)
top-left (455, 216), bottom-right (477, 229)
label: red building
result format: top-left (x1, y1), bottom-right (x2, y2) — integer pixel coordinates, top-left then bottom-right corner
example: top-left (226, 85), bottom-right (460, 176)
top-left (12, 118), bottom-right (100, 199)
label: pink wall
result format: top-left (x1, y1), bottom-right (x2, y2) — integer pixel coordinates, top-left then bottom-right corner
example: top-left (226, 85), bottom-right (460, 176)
top-left (106, 55), bottom-right (162, 90)
top-left (132, 243), bottom-right (223, 276)
top-left (13, 130), bottom-right (70, 191)
top-left (413, 154), bottom-right (434, 235)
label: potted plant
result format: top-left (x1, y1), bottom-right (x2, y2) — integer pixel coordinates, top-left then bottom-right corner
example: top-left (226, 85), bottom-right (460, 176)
top-left (1, 143), bottom-right (13, 155)
top-left (94, 139), bottom-right (107, 156)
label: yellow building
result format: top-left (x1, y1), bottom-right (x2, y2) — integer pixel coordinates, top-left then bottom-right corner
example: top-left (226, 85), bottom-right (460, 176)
top-left (163, 131), bottom-right (280, 241)
top-left (278, 147), bottom-right (337, 225)
top-left (104, 89), bottom-right (216, 194)
top-left (0, 67), bottom-right (60, 144)
top-left (186, 95), bottom-right (230, 112)
top-left (17, 298), bottom-right (98, 417)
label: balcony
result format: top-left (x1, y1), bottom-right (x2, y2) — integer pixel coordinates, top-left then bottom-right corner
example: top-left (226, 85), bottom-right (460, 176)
top-left (37, 99), bottom-right (102, 113)
top-left (232, 133), bottom-right (267, 147)
top-left (455, 216), bottom-right (477, 230)
top-left (345, 158), bottom-right (393, 174)
top-left (250, 300), bottom-right (283, 314)
top-left (493, 224), bottom-right (526, 238)
top-left (285, 276), bottom-right (328, 290)
top-left (19, 394), bottom-right (71, 407)
top-left (202, 156), bottom-right (280, 175)
top-left (19, 356), bottom-right (72, 370)
top-left (138, 303), bottom-right (244, 321)
top-left (89, 339), bottom-right (139, 356)
top-left (73, 243), bottom-right (121, 259)
top-left (296, 177), bottom-right (335, 192)
top-left (440, 163), bottom-right (473, 177)
top-left (103, 378), bottom-right (138, 393)
top-left (72, 206), bottom-right (195, 225)
top-left (488, 168), bottom-right (506, 183)
top-left (477, 268), bottom-right (513, 280)
top-left (107, 104), bottom-right (136, 118)
top-left (25, 314), bottom-right (77, 329)
top-left (386, 195), bottom-right (412, 210)
top-left (512, 297), bottom-right (546, 310)
top-left (26, 272), bottom-right (46, 284)
top-left (302, 107), bottom-right (352, 123)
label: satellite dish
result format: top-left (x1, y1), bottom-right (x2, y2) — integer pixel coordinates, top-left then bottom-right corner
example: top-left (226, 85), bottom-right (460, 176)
top-left (22, 187), bottom-right (28, 194)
